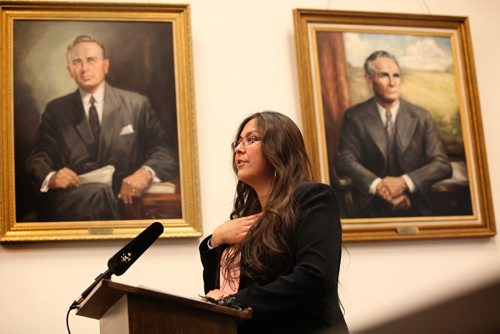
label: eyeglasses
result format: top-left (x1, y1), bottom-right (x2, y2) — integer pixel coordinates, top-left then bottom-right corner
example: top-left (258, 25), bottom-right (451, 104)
top-left (231, 135), bottom-right (261, 150)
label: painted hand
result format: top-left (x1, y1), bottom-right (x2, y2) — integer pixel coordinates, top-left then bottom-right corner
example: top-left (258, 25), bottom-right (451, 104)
top-left (118, 167), bottom-right (153, 204)
top-left (49, 167), bottom-right (80, 189)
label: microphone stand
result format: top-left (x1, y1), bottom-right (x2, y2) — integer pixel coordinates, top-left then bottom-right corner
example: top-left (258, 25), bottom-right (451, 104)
top-left (69, 269), bottom-right (112, 310)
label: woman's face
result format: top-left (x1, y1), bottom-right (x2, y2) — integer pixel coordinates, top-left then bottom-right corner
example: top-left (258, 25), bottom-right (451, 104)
top-left (233, 118), bottom-right (273, 191)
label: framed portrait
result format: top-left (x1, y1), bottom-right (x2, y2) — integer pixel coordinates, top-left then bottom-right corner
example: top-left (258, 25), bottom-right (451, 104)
top-left (0, 2), bottom-right (201, 241)
top-left (294, 9), bottom-right (496, 241)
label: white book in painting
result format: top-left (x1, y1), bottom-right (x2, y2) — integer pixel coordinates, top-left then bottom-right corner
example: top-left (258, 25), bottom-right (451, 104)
top-left (78, 165), bottom-right (175, 194)
top-left (145, 181), bottom-right (176, 194)
top-left (79, 165), bottom-right (115, 187)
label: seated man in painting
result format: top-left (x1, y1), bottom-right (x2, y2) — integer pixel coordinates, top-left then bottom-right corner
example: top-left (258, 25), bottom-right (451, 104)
top-left (334, 50), bottom-right (452, 218)
top-left (25, 35), bottom-right (178, 221)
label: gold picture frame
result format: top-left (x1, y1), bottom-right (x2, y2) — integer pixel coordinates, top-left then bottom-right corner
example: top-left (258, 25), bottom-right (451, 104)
top-left (294, 9), bottom-right (496, 241)
top-left (0, 2), bottom-right (201, 241)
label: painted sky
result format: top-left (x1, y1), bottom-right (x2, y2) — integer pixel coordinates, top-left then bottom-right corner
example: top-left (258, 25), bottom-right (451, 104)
top-left (344, 32), bottom-right (453, 71)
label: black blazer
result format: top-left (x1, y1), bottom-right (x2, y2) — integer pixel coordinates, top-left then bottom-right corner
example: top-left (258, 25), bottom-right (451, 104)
top-left (24, 83), bottom-right (179, 221)
top-left (335, 97), bottom-right (451, 213)
top-left (199, 183), bottom-right (348, 334)
top-left (25, 83), bottom-right (178, 190)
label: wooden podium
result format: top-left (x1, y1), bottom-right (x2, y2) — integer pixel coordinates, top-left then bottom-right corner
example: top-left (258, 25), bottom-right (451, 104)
top-left (76, 280), bottom-right (252, 334)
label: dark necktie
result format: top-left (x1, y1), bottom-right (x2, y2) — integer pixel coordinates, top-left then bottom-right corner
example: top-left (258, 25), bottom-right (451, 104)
top-left (385, 109), bottom-right (394, 143)
top-left (89, 96), bottom-right (100, 142)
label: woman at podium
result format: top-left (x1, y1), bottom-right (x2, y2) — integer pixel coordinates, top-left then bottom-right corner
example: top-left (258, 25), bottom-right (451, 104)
top-left (199, 112), bottom-right (348, 333)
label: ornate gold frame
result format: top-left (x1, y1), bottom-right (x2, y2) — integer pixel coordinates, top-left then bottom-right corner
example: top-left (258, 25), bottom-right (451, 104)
top-left (0, 2), bottom-right (201, 241)
top-left (294, 9), bottom-right (495, 241)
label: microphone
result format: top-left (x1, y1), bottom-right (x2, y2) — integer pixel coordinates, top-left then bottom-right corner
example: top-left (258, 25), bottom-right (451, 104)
top-left (107, 221), bottom-right (164, 276)
top-left (69, 222), bottom-right (164, 310)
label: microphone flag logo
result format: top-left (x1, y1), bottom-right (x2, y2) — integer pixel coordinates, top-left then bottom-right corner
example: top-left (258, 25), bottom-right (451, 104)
top-left (120, 252), bottom-right (133, 263)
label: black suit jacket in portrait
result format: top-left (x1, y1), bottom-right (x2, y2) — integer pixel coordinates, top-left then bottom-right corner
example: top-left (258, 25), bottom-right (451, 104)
top-left (334, 97), bottom-right (452, 217)
top-left (25, 83), bottom-right (178, 221)
top-left (199, 183), bottom-right (348, 334)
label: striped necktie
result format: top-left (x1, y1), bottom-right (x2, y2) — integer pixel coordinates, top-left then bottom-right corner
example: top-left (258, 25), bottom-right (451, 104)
top-left (88, 96), bottom-right (100, 142)
top-left (385, 109), bottom-right (394, 142)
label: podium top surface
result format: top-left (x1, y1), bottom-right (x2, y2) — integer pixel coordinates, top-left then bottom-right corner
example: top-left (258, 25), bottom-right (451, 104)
top-left (76, 279), bottom-right (252, 320)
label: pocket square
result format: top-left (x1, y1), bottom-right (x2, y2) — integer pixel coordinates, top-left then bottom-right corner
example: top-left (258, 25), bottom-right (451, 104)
top-left (119, 124), bottom-right (135, 135)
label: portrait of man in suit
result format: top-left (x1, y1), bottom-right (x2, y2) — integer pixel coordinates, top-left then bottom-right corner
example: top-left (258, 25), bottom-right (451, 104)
top-left (334, 50), bottom-right (452, 218)
top-left (22, 34), bottom-right (178, 222)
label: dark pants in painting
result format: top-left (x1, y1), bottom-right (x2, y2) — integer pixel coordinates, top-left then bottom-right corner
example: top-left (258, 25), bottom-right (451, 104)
top-left (37, 183), bottom-right (120, 221)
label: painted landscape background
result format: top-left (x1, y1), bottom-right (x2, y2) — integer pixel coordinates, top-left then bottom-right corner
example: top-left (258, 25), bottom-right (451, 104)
top-left (341, 31), bottom-right (465, 157)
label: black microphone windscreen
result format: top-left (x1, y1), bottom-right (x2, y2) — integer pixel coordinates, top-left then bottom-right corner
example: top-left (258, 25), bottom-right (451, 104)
top-left (107, 222), bottom-right (164, 276)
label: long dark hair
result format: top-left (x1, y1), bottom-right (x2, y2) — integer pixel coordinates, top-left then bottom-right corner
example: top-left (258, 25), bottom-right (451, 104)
top-left (224, 111), bottom-right (313, 283)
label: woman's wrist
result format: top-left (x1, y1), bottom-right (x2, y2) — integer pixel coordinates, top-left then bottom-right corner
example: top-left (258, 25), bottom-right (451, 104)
top-left (210, 234), bottom-right (221, 248)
